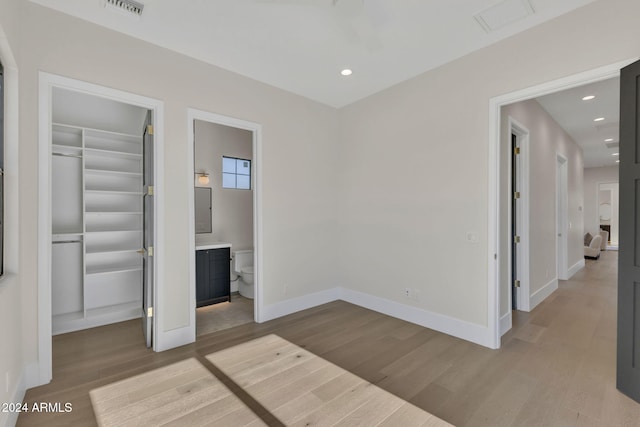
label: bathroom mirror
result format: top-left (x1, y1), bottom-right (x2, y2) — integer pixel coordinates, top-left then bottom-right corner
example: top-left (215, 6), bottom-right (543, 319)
top-left (195, 187), bottom-right (212, 234)
top-left (599, 202), bottom-right (611, 222)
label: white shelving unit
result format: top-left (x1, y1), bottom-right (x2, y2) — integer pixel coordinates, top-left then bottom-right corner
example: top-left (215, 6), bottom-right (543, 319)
top-left (51, 123), bottom-right (144, 335)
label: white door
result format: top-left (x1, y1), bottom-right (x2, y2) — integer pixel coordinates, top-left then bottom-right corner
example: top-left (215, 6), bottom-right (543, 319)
top-left (556, 154), bottom-right (568, 280)
top-left (142, 112), bottom-right (154, 348)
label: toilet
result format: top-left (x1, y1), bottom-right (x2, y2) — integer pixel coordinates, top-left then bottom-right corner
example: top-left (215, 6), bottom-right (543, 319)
top-left (233, 250), bottom-right (254, 299)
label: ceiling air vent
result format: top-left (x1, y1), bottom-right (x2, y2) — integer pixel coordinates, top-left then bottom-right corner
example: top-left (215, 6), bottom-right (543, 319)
top-left (474, 0), bottom-right (534, 33)
top-left (104, 0), bottom-right (144, 18)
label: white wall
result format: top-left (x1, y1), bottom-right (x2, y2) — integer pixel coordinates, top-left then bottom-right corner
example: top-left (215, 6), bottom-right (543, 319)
top-left (500, 100), bottom-right (584, 319)
top-left (0, 0), bottom-right (23, 425)
top-left (194, 120), bottom-right (254, 251)
top-left (338, 0), bottom-right (636, 339)
top-left (16, 1), bottom-right (340, 387)
top-left (584, 166), bottom-right (619, 237)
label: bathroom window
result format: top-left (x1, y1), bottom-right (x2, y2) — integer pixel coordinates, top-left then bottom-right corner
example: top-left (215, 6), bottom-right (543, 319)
top-left (222, 156), bottom-right (251, 190)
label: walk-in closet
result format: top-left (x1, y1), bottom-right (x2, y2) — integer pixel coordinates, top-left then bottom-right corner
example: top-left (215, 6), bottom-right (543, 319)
top-left (51, 88), bottom-right (150, 335)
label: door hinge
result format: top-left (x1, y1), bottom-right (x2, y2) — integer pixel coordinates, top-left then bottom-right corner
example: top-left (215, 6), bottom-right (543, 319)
top-left (147, 307), bottom-right (153, 318)
top-left (147, 185), bottom-right (154, 196)
top-left (514, 147), bottom-right (520, 155)
top-left (146, 124), bottom-right (154, 135)
top-left (148, 246), bottom-right (154, 257)
top-left (514, 191), bottom-right (521, 199)
top-left (514, 235), bottom-right (521, 244)
top-left (514, 280), bottom-right (521, 288)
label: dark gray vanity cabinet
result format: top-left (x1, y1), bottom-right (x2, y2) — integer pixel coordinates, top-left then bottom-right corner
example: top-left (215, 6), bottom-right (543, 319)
top-left (196, 247), bottom-right (231, 307)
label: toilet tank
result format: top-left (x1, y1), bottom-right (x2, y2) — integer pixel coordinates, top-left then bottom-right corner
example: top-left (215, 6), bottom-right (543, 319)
top-left (232, 250), bottom-right (253, 273)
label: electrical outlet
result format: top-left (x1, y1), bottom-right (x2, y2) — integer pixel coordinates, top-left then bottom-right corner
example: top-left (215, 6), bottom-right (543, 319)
top-left (404, 288), bottom-right (412, 298)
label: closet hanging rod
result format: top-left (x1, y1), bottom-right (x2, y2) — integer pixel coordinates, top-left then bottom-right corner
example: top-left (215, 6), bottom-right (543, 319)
top-left (52, 240), bottom-right (82, 244)
top-left (52, 152), bottom-right (82, 158)
top-left (52, 152), bottom-right (82, 159)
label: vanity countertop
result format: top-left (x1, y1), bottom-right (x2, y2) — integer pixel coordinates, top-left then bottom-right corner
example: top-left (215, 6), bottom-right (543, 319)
top-left (196, 241), bottom-right (232, 251)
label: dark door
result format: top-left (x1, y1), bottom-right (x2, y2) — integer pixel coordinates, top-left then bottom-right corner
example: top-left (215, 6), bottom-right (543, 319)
top-left (512, 133), bottom-right (519, 309)
top-left (142, 112), bottom-right (154, 348)
top-left (617, 59), bottom-right (640, 402)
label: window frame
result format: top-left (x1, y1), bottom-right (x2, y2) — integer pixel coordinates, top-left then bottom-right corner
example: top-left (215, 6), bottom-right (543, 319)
top-left (222, 155), bottom-right (251, 190)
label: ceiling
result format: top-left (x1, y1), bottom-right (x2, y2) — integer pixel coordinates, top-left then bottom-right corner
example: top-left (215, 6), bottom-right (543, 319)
top-left (536, 77), bottom-right (620, 169)
top-left (30, 0), bottom-right (595, 108)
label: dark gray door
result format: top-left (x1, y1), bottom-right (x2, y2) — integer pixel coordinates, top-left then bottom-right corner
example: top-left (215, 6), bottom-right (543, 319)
top-left (512, 133), bottom-right (519, 310)
top-left (142, 112), bottom-right (154, 348)
top-left (617, 59), bottom-right (640, 402)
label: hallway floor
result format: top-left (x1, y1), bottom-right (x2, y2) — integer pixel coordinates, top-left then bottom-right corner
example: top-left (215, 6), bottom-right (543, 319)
top-left (18, 250), bottom-right (638, 426)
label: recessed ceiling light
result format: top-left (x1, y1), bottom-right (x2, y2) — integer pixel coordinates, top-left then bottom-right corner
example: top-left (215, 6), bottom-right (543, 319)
top-left (582, 95), bottom-right (596, 101)
top-left (612, 153), bottom-right (619, 156)
top-left (594, 117), bottom-right (605, 122)
top-left (605, 138), bottom-right (614, 142)
top-left (340, 69), bottom-right (353, 76)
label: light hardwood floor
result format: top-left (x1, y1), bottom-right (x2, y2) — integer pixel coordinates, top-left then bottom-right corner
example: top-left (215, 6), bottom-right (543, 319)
top-left (19, 250), bottom-right (640, 426)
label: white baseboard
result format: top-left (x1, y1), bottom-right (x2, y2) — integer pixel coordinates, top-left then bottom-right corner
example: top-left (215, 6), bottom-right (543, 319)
top-left (500, 311), bottom-right (512, 336)
top-left (257, 286), bottom-right (497, 349)
top-left (567, 259), bottom-right (585, 278)
top-left (1, 367), bottom-right (26, 427)
top-left (24, 361), bottom-right (45, 389)
top-left (260, 288), bottom-right (341, 322)
top-left (529, 278), bottom-right (558, 311)
top-left (339, 288), bottom-right (494, 348)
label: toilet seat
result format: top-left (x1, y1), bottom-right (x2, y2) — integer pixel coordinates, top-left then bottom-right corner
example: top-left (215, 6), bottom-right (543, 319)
top-left (241, 266), bottom-right (254, 275)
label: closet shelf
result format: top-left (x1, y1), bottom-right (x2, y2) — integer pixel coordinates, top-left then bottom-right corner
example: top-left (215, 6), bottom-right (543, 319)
top-left (85, 226), bottom-right (142, 234)
top-left (86, 265), bottom-right (143, 276)
top-left (86, 211), bottom-right (143, 215)
top-left (85, 147), bottom-right (142, 159)
top-left (55, 122), bottom-right (140, 140)
top-left (85, 190), bottom-right (143, 196)
top-left (85, 230), bottom-right (142, 234)
top-left (84, 168), bottom-right (142, 177)
top-left (85, 248), bottom-right (142, 255)
top-left (51, 143), bottom-right (82, 155)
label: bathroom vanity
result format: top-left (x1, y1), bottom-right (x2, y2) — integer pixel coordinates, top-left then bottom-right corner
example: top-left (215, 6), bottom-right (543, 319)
top-left (195, 242), bottom-right (231, 307)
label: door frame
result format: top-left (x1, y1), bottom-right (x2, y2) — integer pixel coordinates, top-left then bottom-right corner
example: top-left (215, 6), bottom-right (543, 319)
top-left (488, 58), bottom-right (634, 349)
top-left (186, 109), bottom-right (263, 331)
top-left (556, 153), bottom-right (569, 280)
top-left (503, 117), bottom-right (530, 335)
top-left (37, 72), bottom-right (165, 385)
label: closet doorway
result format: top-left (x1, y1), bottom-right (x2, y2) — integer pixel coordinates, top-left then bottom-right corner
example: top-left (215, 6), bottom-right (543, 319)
top-left (38, 73), bottom-right (165, 384)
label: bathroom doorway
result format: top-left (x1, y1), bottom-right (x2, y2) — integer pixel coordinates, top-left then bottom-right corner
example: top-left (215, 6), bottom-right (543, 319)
top-left (187, 109), bottom-right (262, 338)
